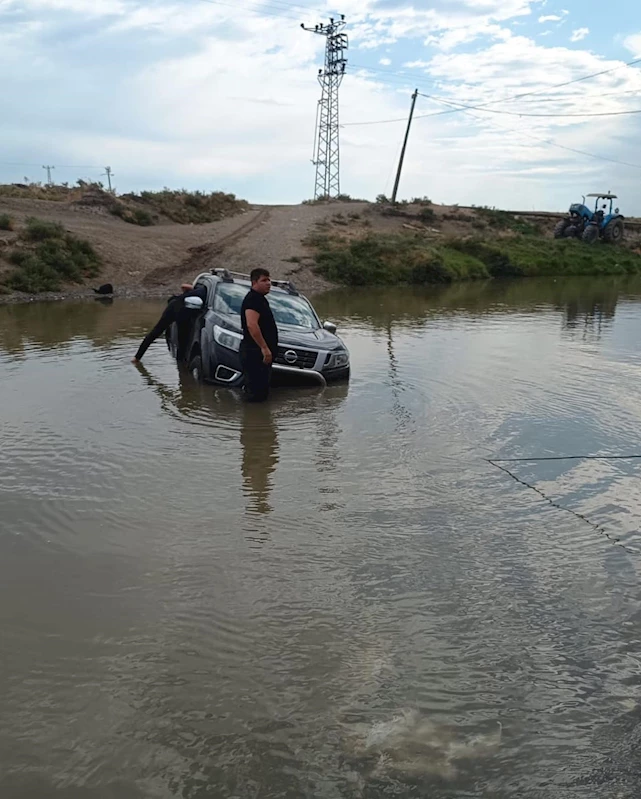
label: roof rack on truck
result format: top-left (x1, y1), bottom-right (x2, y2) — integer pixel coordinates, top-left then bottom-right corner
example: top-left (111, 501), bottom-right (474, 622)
top-left (210, 268), bottom-right (299, 296)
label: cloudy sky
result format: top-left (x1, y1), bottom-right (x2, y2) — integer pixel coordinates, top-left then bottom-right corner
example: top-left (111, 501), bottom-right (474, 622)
top-left (1, 0), bottom-right (640, 211)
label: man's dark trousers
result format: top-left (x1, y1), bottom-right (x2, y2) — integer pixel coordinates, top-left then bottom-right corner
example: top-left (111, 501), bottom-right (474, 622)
top-left (241, 346), bottom-right (272, 402)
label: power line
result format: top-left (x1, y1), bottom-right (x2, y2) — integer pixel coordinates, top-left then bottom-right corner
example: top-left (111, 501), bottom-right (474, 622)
top-left (351, 63), bottom-right (641, 107)
top-left (194, 0), bottom-right (325, 22)
top-left (353, 56), bottom-right (641, 107)
top-left (495, 87), bottom-right (641, 105)
top-left (0, 161), bottom-right (103, 169)
top-left (444, 102), bottom-right (641, 171)
top-left (194, 0), bottom-right (301, 21)
top-left (416, 90), bottom-right (641, 118)
top-left (342, 106), bottom-right (469, 126)
top-left (346, 88), bottom-right (641, 172)
top-left (344, 55), bottom-right (641, 125)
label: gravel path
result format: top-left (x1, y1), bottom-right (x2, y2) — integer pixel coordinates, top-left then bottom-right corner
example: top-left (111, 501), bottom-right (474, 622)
top-left (171, 203), bottom-right (370, 294)
top-left (0, 198), bottom-right (367, 303)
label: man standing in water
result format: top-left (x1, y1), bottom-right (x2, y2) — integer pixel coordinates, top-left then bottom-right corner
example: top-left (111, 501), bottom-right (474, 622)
top-left (241, 268), bottom-right (278, 402)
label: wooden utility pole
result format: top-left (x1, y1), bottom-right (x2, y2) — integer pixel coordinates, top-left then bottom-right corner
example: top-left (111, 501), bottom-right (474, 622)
top-left (103, 166), bottom-right (114, 192)
top-left (391, 89), bottom-right (418, 204)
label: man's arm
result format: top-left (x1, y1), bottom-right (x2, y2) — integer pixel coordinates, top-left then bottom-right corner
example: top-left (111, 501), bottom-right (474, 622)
top-left (245, 309), bottom-right (273, 365)
top-left (132, 303), bottom-right (176, 363)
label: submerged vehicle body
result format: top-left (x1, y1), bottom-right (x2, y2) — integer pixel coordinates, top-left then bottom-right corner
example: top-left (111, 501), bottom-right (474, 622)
top-left (168, 269), bottom-right (350, 388)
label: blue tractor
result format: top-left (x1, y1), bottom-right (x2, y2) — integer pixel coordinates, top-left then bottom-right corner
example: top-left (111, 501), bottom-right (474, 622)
top-left (554, 193), bottom-right (624, 244)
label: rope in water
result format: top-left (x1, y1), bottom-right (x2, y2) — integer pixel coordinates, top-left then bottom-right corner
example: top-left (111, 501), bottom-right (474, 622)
top-left (490, 455), bottom-right (641, 462)
top-left (486, 458), bottom-right (639, 554)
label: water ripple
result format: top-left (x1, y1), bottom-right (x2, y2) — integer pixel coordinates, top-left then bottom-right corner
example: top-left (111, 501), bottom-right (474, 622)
top-left (2, 284), bottom-right (641, 796)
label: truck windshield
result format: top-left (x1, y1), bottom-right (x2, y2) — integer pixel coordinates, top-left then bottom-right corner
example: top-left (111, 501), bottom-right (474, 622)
top-left (214, 283), bottom-right (319, 329)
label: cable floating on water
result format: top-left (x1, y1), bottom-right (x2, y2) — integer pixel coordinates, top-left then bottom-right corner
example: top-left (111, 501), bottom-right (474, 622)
top-left (488, 455), bottom-right (641, 463)
top-left (486, 459), bottom-right (638, 555)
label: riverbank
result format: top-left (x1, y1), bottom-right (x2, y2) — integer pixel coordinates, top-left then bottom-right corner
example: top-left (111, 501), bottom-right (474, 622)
top-left (308, 230), bottom-right (641, 285)
top-left (1, 185), bottom-right (641, 302)
top-left (304, 203), bottom-right (641, 285)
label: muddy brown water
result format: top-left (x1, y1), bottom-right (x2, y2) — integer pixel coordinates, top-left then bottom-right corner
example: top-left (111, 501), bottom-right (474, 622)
top-left (2, 278), bottom-right (641, 798)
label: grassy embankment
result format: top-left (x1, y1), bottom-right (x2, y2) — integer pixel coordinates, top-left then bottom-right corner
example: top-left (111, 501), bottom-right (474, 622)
top-left (0, 218), bottom-right (101, 294)
top-left (0, 182), bottom-right (249, 227)
top-left (112, 189), bottom-right (249, 226)
top-left (306, 205), bottom-right (641, 285)
top-left (0, 182), bottom-right (250, 292)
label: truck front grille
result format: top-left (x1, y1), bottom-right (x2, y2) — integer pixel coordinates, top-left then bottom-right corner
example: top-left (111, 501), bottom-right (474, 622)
top-left (275, 347), bottom-right (317, 369)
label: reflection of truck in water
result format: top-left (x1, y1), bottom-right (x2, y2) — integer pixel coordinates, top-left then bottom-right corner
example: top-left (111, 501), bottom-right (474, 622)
top-left (168, 269), bottom-right (351, 388)
top-left (554, 193), bottom-right (624, 244)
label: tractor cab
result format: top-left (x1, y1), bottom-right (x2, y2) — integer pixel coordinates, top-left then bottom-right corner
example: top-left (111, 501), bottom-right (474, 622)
top-left (586, 193), bottom-right (619, 219)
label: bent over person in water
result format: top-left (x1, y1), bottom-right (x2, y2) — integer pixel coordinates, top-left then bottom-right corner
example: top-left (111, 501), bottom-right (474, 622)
top-left (132, 283), bottom-right (205, 363)
top-left (240, 268), bottom-right (278, 402)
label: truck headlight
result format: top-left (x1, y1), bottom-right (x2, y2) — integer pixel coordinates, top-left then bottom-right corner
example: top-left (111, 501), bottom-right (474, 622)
top-left (214, 325), bottom-right (242, 352)
top-left (329, 350), bottom-right (349, 368)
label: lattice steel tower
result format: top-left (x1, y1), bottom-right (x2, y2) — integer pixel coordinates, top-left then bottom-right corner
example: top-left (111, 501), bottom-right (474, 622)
top-left (301, 16), bottom-right (348, 200)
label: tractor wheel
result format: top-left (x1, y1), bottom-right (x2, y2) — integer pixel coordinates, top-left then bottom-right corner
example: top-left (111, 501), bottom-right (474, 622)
top-left (603, 218), bottom-right (624, 244)
top-left (582, 224), bottom-right (599, 244)
top-left (554, 219), bottom-right (572, 239)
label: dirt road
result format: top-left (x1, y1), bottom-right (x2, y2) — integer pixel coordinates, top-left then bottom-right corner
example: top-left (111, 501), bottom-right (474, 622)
top-left (0, 197), bottom-right (367, 299)
top-left (4, 193), bottom-right (639, 305)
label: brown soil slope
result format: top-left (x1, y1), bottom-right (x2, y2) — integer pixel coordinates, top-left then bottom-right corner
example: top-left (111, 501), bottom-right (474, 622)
top-left (1, 194), bottom-right (640, 303)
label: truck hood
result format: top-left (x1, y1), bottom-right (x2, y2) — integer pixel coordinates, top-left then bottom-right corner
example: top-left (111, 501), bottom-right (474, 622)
top-left (276, 325), bottom-right (346, 351)
top-left (219, 317), bottom-right (347, 351)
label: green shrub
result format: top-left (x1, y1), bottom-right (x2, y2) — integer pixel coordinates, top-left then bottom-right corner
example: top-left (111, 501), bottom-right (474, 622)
top-left (418, 207), bottom-right (436, 224)
top-left (1, 218), bottom-right (101, 293)
top-left (5, 256), bottom-right (62, 293)
top-left (308, 230), bottom-right (641, 286)
top-left (131, 189), bottom-right (248, 224)
top-left (110, 204), bottom-right (155, 226)
top-left (475, 207), bottom-right (538, 235)
top-left (133, 208), bottom-right (154, 226)
top-left (0, 213), bottom-right (14, 231)
top-left (22, 217), bottom-right (65, 242)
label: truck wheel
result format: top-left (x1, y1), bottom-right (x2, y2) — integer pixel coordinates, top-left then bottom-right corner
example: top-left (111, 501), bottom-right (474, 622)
top-left (582, 225), bottom-right (599, 244)
top-left (554, 219), bottom-right (572, 239)
top-left (603, 219), bottom-right (624, 244)
top-left (188, 354), bottom-right (203, 381)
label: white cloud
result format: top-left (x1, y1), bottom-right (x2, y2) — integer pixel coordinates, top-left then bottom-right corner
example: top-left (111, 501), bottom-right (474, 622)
top-left (2, 0), bottom-right (641, 213)
top-left (4, 0), bottom-right (125, 14)
top-left (345, 0), bottom-right (536, 50)
top-left (539, 14), bottom-right (562, 22)
top-left (624, 33), bottom-right (641, 56)
top-left (570, 27), bottom-right (589, 42)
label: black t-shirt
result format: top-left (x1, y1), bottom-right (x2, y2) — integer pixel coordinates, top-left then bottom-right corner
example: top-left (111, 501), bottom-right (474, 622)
top-left (241, 289), bottom-right (278, 354)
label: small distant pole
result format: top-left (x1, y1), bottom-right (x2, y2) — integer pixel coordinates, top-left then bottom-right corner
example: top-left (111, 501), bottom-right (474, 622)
top-left (391, 89), bottom-right (418, 204)
top-left (42, 165), bottom-right (55, 186)
top-left (102, 166), bottom-right (114, 192)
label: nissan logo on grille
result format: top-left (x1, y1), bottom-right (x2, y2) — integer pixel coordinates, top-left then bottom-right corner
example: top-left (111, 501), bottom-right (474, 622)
top-left (284, 350), bottom-right (298, 364)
